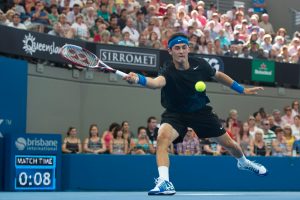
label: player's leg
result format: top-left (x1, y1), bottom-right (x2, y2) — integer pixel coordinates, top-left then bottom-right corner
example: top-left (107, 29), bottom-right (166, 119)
top-left (148, 123), bottom-right (178, 195)
top-left (212, 133), bottom-right (268, 176)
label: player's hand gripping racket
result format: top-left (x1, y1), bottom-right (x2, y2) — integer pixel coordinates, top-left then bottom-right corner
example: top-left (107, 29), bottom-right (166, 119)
top-left (59, 44), bottom-right (127, 78)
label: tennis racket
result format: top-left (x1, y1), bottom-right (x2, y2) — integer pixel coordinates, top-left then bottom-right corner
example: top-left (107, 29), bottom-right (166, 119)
top-left (59, 44), bottom-right (128, 78)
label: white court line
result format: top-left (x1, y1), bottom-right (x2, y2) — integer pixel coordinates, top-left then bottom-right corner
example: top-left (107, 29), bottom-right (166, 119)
top-left (178, 193), bottom-right (243, 196)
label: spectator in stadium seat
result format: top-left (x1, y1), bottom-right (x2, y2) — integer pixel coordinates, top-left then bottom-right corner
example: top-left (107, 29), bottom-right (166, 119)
top-left (83, 124), bottom-right (107, 154)
top-left (291, 115), bottom-right (300, 140)
top-left (214, 38), bottom-right (224, 56)
top-left (97, 3), bottom-right (110, 22)
top-left (261, 119), bottom-right (276, 154)
top-left (84, 7), bottom-right (97, 29)
top-left (140, 0), bottom-right (150, 16)
top-left (267, 115), bottom-right (279, 132)
top-left (272, 128), bottom-right (289, 157)
top-left (283, 125), bottom-right (295, 155)
top-left (239, 122), bottom-right (251, 156)
top-left (122, 121), bottom-right (134, 151)
top-left (288, 38), bottom-right (300, 57)
top-left (71, 14), bottom-right (90, 40)
top-left (11, 0), bottom-right (26, 18)
top-left (198, 35), bottom-right (208, 54)
top-left (138, 32), bottom-right (147, 47)
top-left (272, 35), bottom-right (285, 51)
top-left (110, 125), bottom-right (128, 154)
top-left (238, 45), bottom-right (253, 59)
top-left (146, 31), bottom-right (159, 48)
top-left (102, 122), bottom-right (120, 154)
top-left (130, 126), bottom-right (155, 154)
top-left (258, 13), bottom-right (274, 35)
top-left (58, 14), bottom-right (71, 38)
top-left (248, 115), bottom-right (263, 139)
top-left (281, 106), bottom-right (294, 126)
top-left (117, 8), bottom-right (127, 30)
top-left (107, 0), bottom-right (117, 15)
top-left (48, 22), bottom-right (65, 36)
top-left (62, 127), bottom-right (82, 153)
top-left (177, 128), bottom-right (201, 155)
top-left (8, 13), bottom-right (26, 29)
top-left (111, 25), bottom-right (122, 44)
top-left (260, 34), bottom-right (272, 54)
top-left (231, 31), bottom-right (244, 45)
top-left (81, 0), bottom-right (95, 16)
top-left (206, 40), bottom-right (215, 55)
top-left (67, 3), bottom-right (80, 24)
top-left (134, 10), bottom-right (147, 33)
top-left (146, 116), bottom-right (158, 144)
top-left (249, 129), bottom-right (269, 156)
top-left (99, 30), bottom-right (113, 44)
top-left (30, 1), bottom-right (49, 32)
top-left (224, 44), bottom-right (239, 57)
top-left (118, 31), bottom-right (135, 46)
top-left (122, 17), bottom-right (139, 44)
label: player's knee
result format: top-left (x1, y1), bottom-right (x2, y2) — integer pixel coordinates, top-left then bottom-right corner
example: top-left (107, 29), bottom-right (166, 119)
top-left (157, 131), bottom-right (172, 143)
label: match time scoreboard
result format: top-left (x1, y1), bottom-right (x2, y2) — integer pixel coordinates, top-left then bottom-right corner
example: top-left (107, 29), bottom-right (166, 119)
top-left (5, 134), bottom-right (61, 191)
top-left (15, 155), bottom-right (56, 190)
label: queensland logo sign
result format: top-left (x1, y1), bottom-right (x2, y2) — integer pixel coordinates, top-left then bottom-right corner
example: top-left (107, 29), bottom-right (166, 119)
top-left (22, 33), bottom-right (60, 55)
top-left (251, 59), bottom-right (275, 82)
top-left (15, 137), bottom-right (58, 151)
top-left (99, 49), bottom-right (157, 68)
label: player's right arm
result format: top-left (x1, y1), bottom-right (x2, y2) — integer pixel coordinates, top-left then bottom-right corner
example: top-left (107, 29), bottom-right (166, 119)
top-left (124, 72), bottom-right (166, 89)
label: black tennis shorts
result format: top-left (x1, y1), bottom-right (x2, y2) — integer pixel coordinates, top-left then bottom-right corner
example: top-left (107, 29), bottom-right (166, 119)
top-left (161, 105), bottom-right (226, 144)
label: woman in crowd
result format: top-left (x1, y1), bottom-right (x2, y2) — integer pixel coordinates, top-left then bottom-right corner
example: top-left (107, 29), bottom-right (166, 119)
top-left (62, 127), bottom-right (82, 153)
top-left (83, 124), bottom-right (106, 154)
top-left (130, 126), bottom-right (155, 154)
top-left (249, 130), bottom-right (269, 156)
top-left (102, 122), bottom-right (120, 153)
top-left (110, 125), bottom-right (128, 154)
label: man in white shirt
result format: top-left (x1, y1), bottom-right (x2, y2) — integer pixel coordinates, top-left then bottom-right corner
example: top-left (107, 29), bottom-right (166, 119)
top-left (122, 17), bottom-right (139, 44)
top-left (8, 13), bottom-right (26, 30)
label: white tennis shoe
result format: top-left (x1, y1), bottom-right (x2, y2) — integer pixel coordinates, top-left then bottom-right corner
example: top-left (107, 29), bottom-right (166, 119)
top-left (237, 160), bottom-right (268, 176)
top-left (148, 178), bottom-right (176, 195)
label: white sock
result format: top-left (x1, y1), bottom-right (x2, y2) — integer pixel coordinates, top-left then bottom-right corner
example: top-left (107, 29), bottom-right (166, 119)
top-left (158, 166), bottom-right (169, 181)
top-left (237, 155), bottom-right (248, 165)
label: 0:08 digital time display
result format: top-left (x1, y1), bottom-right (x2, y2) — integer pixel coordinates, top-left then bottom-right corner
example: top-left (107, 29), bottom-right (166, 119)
top-left (15, 155), bottom-right (56, 190)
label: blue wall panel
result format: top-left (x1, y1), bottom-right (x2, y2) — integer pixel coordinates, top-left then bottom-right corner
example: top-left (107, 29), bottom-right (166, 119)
top-left (61, 155), bottom-right (300, 191)
top-left (0, 56), bottom-right (27, 136)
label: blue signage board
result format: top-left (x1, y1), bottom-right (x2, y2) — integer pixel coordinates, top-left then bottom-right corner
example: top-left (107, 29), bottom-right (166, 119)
top-left (4, 134), bottom-right (61, 191)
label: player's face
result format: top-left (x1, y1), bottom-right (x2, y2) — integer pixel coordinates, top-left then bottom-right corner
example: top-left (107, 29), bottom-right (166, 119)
top-left (169, 43), bottom-right (189, 65)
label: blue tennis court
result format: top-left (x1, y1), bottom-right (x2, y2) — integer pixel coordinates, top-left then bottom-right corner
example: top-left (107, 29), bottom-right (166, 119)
top-left (1, 192), bottom-right (300, 200)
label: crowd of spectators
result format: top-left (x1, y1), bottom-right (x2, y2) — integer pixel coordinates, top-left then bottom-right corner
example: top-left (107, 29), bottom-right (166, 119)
top-left (62, 101), bottom-right (300, 157)
top-left (1, 0), bottom-right (300, 64)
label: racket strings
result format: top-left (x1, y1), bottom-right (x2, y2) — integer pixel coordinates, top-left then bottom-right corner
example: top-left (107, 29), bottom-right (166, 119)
top-left (62, 46), bottom-right (98, 67)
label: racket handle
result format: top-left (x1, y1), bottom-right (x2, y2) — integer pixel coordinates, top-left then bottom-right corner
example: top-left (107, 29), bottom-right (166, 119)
top-left (115, 70), bottom-right (127, 78)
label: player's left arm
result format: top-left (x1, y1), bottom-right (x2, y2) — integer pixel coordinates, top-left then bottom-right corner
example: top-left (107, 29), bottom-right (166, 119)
top-left (214, 71), bottom-right (264, 95)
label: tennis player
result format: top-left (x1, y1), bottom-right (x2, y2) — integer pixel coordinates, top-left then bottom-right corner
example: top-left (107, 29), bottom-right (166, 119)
top-left (125, 32), bottom-right (268, 195)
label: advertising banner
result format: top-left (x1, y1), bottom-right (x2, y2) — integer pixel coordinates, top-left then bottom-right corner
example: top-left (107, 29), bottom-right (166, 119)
top-left (252, 59), bottom-right (275, 82)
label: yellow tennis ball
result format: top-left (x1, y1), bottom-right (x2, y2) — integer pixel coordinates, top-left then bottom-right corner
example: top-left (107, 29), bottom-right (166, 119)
top-left (195, 81), bottom-right (206, 92)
